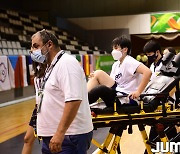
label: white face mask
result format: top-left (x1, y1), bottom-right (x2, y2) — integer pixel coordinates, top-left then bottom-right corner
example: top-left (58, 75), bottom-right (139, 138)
top-left (30, 42), bottom-right (49, 64)
top-left (111, 49), bottom-right (122, 60)
top-left (30, 49), bottom-right (47, 64)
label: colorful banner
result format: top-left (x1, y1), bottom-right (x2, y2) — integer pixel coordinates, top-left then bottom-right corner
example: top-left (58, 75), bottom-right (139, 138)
top-left (151, 12), bottom-right (180, 33)
top-left (76, 54), bottom-right (113, 75)
top-left (96, 55), bottom-right (114, 73)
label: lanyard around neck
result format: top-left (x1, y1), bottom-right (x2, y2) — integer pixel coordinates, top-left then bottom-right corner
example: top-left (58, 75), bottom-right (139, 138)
top-left (41, 51), bottom-right (65, 90)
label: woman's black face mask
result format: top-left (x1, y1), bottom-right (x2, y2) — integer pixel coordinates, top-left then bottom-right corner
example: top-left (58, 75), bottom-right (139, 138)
top-left (147, 53), bottom-right (157, 65)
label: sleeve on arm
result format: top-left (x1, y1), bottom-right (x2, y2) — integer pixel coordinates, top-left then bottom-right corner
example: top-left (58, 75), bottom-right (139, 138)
top-left (127, 58), bottom-right (141, 75)
top-left (58, 58), bottom-right (83, 102)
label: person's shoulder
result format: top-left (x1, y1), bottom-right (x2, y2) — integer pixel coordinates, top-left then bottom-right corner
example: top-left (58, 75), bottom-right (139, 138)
top-left (124, 55), bottom-right (137, 63)
top-left (60, 52), bottom-right (80, 66)
top-left (124, 56), bottom-right (142, 68)
top-left (112, 60), bottom-right (120, 67)
top-left (126, 55), bottom-right (136, 60)
top-left (61, 52), bottom-right (76, 61)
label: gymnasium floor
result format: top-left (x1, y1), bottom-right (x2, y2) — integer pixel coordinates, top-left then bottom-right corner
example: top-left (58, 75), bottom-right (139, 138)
top-left (0, 98), bottom-right (151, 154)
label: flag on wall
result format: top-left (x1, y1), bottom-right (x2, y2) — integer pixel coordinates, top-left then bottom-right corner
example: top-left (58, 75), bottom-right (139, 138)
top-left (8, 55), bottom-right (28, 88)
top-left (20, 56), bottom-right (28, 87)
top-left (89, 55), bottom-right (95, 73)
top-left (0, 56), bottom-right (11, 91)
top-left (7, 56), bottom-right (17, 88)
top-left (26, 55), bottom-right (34, 85)
top-left (80, 55), bottom-right (90, 76)
top-left (84, 55), bottom-right (90, 76)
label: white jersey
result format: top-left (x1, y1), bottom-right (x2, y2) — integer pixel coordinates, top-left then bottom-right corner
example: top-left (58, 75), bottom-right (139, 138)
top-left (34, 77), bottom-right (43, 105)
top-left (110, 55), bottom-right (142, 94)
top-left (37, 51), bottom-right (93, 136)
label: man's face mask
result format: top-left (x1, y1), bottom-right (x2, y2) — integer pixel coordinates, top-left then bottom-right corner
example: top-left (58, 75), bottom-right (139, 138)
top-left (147, 53), bottom-right (157, 65)
top-left (30, 43), bottom-right (49, 64)
top-left (111, 49), bottom-right (122, 60)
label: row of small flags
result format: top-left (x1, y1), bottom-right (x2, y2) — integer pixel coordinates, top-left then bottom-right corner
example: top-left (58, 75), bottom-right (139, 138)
top-left (75, 54), bottom-right (96, 76)
top-left (0, 54), bottom-right (100, 91)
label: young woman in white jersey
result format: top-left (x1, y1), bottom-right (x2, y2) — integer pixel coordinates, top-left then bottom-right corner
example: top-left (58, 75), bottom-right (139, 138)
top-left (22, 62), bottom-right (46, 154)
top-left (88, 35), bottom-right (152, 107)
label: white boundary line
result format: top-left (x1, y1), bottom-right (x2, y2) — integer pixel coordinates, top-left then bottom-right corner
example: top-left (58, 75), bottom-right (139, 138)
top-left (0, 95), bottom-right (35, 108)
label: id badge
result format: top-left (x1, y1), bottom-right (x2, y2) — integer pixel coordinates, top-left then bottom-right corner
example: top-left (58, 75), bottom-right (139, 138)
top-left (37, 89), bottom-right (44, 113)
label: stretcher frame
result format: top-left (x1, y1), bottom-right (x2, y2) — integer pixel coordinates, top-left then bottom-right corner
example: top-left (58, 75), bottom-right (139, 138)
top-left (91, 53), bottom-right (180, 154)
top-left (91, 83), bottom-right (180, 153)
top-left (91, 101), bottom-right (180, 154)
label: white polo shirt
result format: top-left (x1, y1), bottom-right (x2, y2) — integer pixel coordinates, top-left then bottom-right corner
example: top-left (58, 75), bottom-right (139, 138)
top-left (37, 51), bottom-right (93, 136)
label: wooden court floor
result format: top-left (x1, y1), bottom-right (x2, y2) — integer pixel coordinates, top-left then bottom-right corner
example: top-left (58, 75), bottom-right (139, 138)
top-left (0, 99), bottom-right (35, 143)
top-left (0, 99), bottom-right (179, 154)
top-left (0, 98), bottom-right (150, 154)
